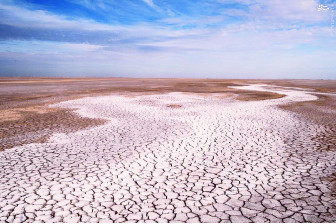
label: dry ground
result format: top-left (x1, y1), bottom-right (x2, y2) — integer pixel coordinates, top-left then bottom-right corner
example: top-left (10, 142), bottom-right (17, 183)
top-left (280, 93), bottom-right (336, 191)
top-left (1, 78), bottom-right (336, 222)
top-left (0, 77), bottom-right (286, 151)
top-left (265, 79), bottom-right (336, 191)
top-left (1, 84), bottom-right (336, 222)
top-left (0, 77), bottom-right (335, 152)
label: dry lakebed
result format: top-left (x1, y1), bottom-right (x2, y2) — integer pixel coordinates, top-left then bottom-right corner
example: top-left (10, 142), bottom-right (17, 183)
top-left (0, 78), bottom-right (336, 223)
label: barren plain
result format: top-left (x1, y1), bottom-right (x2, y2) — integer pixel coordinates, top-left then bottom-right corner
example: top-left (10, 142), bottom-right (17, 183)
top-left (0, 78), bottom-right (336, 223)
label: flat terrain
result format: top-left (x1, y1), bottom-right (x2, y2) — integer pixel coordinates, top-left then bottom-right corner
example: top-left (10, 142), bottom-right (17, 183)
top-left (0, 78), bottom-right (336, 222)
top-left (0, 78), bottom-right (286, 151)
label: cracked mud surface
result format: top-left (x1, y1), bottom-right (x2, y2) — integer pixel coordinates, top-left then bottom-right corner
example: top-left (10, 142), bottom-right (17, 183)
top-left (1, 84), bottom-right (336, 222)
top-left (0, 78), bottom-right (285, 151)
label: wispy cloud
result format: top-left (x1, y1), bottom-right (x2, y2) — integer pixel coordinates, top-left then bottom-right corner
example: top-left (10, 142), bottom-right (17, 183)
top-left (142, 0), bottom-right (156, 8)
top-left (0, 0), bottom-right (335, 78)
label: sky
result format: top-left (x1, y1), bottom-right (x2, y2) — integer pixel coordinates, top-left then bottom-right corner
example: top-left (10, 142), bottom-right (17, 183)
top-left (0, 0), bottom-right (335, 78)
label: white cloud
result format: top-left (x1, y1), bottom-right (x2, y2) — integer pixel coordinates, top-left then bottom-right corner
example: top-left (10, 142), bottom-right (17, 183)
top-left (0, 0), bottom-right (335, 78)
top-left (141, 0), bottom-right (164, 13)
top-left (63, 43), bottom-right (103, 51)
top-left (0, 1), bottom-right (116, 30)
top-left (247, 0), bottom-right (327, 23)
top-left (142, 0), bottom-right (156, 8)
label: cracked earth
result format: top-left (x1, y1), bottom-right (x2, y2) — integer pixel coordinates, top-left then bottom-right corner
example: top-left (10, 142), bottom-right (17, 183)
top-left (1, 84), bottom-right (336, 222)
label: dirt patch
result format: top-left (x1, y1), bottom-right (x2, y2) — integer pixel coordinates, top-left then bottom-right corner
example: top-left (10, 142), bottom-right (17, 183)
top-left (0, 106), bottom-right (61, 122)
top-left (250, 79), bottom-right (336, 93)
top-left (235, 90), bottom-right (286, 101)
top-left (280, 94), bottom-right (336, 152)
top-left (322, 173), bottom-right (336, 196)
top-left (0, 107), bottom-right (106, 151)
top-left (167, 104), bottom-right (182, 108)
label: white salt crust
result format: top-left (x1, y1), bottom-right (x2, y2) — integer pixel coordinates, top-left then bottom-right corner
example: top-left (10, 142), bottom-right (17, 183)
top-left (0, 84), bottom-right (335, 222)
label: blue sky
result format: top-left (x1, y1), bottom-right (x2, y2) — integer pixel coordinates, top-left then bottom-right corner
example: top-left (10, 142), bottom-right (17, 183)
top-left (0, 0), bottom-right (335, 78)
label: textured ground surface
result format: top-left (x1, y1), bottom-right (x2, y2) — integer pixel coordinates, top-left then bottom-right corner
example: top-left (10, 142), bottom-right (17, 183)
top-left (1, 84), bottom-right (336, 222)
top-left (0, 108), bottom-right (106, 151)
top-left (0, 78), bottom-right (285, 151)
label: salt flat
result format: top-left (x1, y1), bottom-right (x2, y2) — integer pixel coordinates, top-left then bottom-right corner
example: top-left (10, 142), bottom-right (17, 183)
top-left (0, 84), bottom-right (335, 222)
